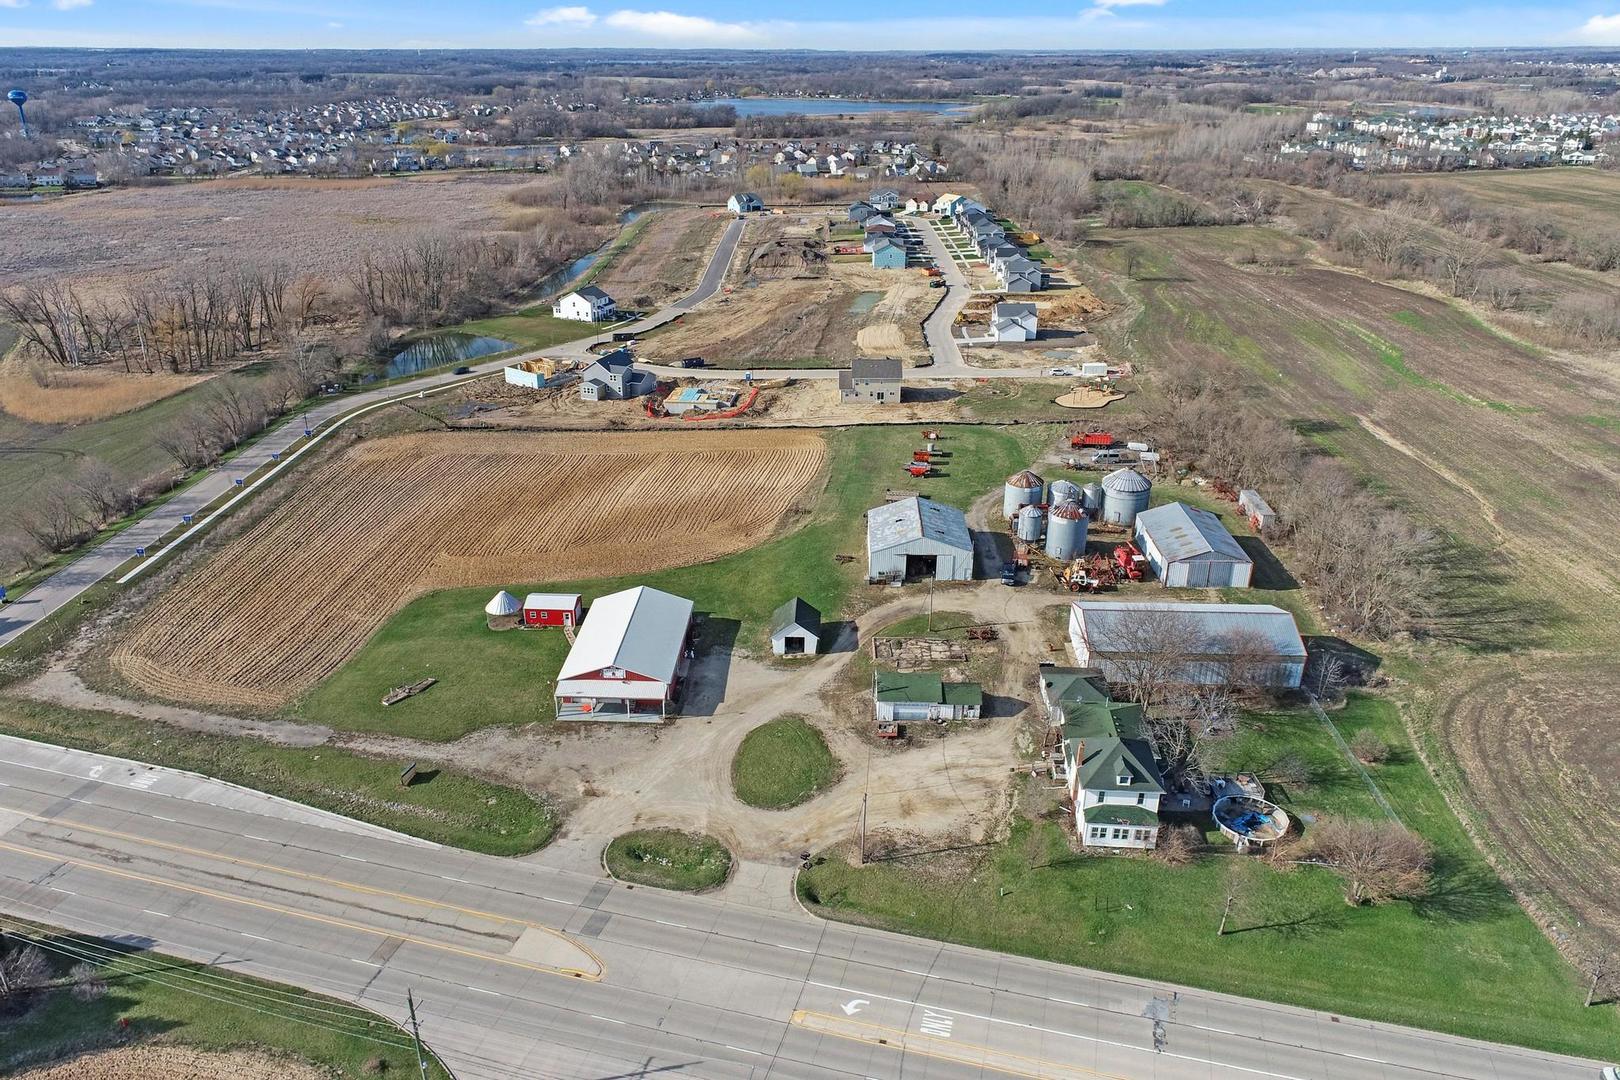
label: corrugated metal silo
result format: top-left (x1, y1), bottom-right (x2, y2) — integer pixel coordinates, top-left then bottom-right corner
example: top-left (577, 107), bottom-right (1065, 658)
top-left (1081, 482), bottom-right (1104, 515)
top-left (1002, 469), bottom-right (1044, 518)
top-left (1015, 504), bottom-right (1045, 542)
top-left (1049, 478), bottom-right (1082, 507)
top-left (1101, 468), bottom-right (1152, 527)
top-left (1045, 501), bottom-right (1088, 561)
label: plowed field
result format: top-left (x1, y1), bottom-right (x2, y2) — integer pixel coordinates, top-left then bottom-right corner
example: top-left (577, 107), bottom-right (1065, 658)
top-left (112, 430), bottom-right (827, 709)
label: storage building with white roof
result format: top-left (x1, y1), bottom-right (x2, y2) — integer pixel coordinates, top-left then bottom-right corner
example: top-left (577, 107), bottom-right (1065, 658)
top-left (866, 496), bottom-right (973, 583)
top-left (553, 586), bottom-right (694, 721)
top-left (1068, 600), bottom-right (1306, 689)
top-left (1132, 502), bottom-right (1253, 589)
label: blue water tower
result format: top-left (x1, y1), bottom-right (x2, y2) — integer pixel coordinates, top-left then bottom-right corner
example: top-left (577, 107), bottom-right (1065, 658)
top-left (7, 89), bottom-right (28, 138)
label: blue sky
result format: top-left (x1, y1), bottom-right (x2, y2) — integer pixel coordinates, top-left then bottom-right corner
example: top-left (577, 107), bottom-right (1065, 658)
top-left (5, 0), bottom-right (1620, 50)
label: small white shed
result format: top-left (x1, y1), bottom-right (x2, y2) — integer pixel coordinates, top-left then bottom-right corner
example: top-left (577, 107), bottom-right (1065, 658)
top-left (770, 597), bottom-right (822, 656)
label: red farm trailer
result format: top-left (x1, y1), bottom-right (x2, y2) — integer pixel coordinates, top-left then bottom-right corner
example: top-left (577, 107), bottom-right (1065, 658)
top-left (1070, 431), bottom-right (1115, 450)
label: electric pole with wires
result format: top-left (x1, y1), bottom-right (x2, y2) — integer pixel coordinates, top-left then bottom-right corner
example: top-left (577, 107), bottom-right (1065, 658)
top-left (407, 989), bottom-right (430, 1080)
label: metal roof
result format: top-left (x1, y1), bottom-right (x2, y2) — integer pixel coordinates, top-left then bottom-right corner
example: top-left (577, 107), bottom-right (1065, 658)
top-left (867, 496), bottom-right (972, 555)
top-left (557, 586), bottom-right (693, 683)
top-left (1071, 601), bottom-right (1306, 659)
top-left (1006, 469), bottom-right (1043, 489)
top-left (1102, 468), bottom-right (1150, 494)
top-left (524, 592), bottom-right (581, 610)
top-left (771, 597), bottom-right (821, 638)
top-left (1135, 502), bottom-right (1251, 564)
top-left (849, 358), bottom-right (902, 381)
top-left (484, 590), bottom-right (521, 616)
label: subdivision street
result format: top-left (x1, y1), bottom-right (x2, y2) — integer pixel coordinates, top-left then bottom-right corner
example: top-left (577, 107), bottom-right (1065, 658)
top-left (0, 736), bottom-right (1602, 1080)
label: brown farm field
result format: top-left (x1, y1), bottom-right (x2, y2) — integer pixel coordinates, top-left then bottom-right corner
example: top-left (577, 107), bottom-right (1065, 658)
top-left (1395, 166), bottom-right (1620, 233)
top-left (1077, 223), bottom-right (1620, 953)
top-left (110, 429), bottom-right (828, 709)
top-left (0, 173), bottom-right (535, 294)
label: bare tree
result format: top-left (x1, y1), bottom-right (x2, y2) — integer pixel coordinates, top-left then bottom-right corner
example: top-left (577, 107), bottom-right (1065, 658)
top-left (0, 943), bottom-right (51, 998)
top-left (1100, 606), bottom-right (1203, 707)
top-left (1310, 818), bottom-right (1432, 906)
top-left (68, 960), bottom-right (107, 1003)
top-left (1581, 948), bottom-right (1619, 1008)
top-left (156, 411), bottom-right (224, 471)
top-left (201, 379), bottom-right (267, 449)
top-left (1153, 823), bottom-right (1202, 867)
top-left (71, 458), bottom-right (133, 527)
top-left (18, 481), bottom-right (91, 553)
top-left (1349, 728), bottom-right (1390, 765)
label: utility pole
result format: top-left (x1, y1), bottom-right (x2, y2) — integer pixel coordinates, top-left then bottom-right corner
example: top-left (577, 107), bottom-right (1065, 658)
top-left (406, 989), bottom-right (430, 1080)
top-left (858, 792), bottom-right (867, 865)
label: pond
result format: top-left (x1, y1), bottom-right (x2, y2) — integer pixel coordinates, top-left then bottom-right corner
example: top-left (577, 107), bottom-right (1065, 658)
top-left (710, 97), bottom-right (971, 117)
top-left (848, 291), bottom-right (884, 316)
top-left (384, 333), bottom-right (516, 379)
top-left (533, 205), bottom-right (652, 298)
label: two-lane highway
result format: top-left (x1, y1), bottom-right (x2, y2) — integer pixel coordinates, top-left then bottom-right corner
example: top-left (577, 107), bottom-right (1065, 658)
top-left (0, 737), bottom-right (1603, 1080)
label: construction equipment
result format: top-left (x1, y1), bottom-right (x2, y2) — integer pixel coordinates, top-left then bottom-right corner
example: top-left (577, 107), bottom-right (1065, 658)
top-left (1070, 431), bottom-right (1115, 449)
top-left (1057, 554), bottom-right (1118, 593)
top-left (1113, 542), bottom-right (1147, 581)
top-left (904, 462), bottom-right (930, 477)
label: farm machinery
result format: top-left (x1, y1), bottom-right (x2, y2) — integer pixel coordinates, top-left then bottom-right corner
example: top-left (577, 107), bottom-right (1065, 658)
top-left (1070, 430), bottom-right (1115, 450)
top-left (904, 462), bottom-right (932, 478)
top-left (1113, 542), bottom-right (1148, 581)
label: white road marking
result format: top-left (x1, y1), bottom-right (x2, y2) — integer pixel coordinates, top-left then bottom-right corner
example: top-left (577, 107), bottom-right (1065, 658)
top-left (724, 1046), bottom-right (763, 1056)
top-left (774, 943), bottom-right (814, 953)
top-left (241, 933), bottom-right (270, 941)
top-left (244, 835), bottom-right (276, 844)
top-left (591, 1015), bottom-right (626, 1025)
top-left (468, 986), bottom-right (500, 996)
top-left (351, 958), bottom-right (379, 967)
top-left (337, 854), bottom-right (367, 863)
top-left (151, 815), bottom-right (175, 823)
top-left (141, 909), bottom-right (169, 917)
top-left (900, 968), bottom-right (938, 978)
top-left (654, 919), bottom-right (683, 927)
top-left (540, 897), bottom-right (570, 905)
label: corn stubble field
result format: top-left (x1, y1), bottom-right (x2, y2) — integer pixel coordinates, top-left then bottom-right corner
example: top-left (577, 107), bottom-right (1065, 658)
top-left (111, 429), bottom-right (827, 709)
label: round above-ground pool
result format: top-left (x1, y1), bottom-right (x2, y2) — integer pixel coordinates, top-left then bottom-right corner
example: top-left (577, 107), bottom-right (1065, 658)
top-left (1213, 794), bottom-right (1292, 851)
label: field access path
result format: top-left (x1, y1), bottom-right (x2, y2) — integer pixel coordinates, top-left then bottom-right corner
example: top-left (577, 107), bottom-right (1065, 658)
top-left (0, 735), bottom-right (1604, 1080)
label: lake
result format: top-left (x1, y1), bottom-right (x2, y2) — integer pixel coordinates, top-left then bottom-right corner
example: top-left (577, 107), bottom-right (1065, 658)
top-left (384, 333), bottom-right (516, 379)
top-left (709, 97), bottom-right (971, 117)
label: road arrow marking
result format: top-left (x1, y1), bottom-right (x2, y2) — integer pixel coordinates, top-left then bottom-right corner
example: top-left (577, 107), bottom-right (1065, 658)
top-left (841, 998), bottom-right (871, 1016)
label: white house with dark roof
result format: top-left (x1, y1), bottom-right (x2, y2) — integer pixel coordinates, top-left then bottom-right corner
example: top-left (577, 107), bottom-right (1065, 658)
top-left (552, 285), bottom-right (617, 322)
top-left (992, 302), bottom-right (1038, 342)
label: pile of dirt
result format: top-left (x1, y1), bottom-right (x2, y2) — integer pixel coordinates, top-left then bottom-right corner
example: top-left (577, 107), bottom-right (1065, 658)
top-left (1039, 285), bottom-right (1109, 325)
top-left (18, 1046), bottom-right (331, 1080)
top-left (748, 236), bottom-right (827, 279)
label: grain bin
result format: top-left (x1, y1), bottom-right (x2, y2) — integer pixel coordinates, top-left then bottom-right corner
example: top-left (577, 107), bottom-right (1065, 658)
top-left (1016, 504), bottom-right (1045, 542)
top-left (1049, 478), bottom-right (1082, 507)
top-left (1101, 468), bottom-right (1152, 527)
top-left (1003, 469), bottom-right (1044, 518)
top-left (1046, 501), bottom-right (1088, 561)
top-left (1081, 482), bottom-right (1104, 515)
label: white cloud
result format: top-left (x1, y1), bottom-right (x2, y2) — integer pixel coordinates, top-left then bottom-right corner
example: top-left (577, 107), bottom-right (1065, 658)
top-left (601, 8), bottom-right (760, 41)
top-left (1092, 0), bottom-right (1166, 7)
top-left (526, 5), bottom-right (597, 27)
top-left (327, 19), bottom-right (342, 26)
top-left (1575, 12), bottom-right (1620, 41)
top-left (52, 0), bottom-right (93, 9)
top-left (0, 0), bottom-right (29, 8)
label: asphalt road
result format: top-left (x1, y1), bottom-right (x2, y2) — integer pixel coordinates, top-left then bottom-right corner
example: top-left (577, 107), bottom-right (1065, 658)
top-left (0, 738), bottom-right (1603, 1080)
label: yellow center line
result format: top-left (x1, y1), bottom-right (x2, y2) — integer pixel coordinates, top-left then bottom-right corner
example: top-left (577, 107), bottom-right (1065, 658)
top-left (0, 836), bottom-right (601, 981)
top-left (791, 1010), bottom-right (1132, 1080)
top-left (11, 809), bottom-right (604, 979)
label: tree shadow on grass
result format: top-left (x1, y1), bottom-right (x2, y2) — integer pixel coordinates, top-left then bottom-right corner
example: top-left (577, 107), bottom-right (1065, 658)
top-left (1221, 905), bottom-right (1349, 939)
top-left (1421, 537), bottom-right (1566, 654)
top-left (1409, 856), bottom-right (1518, 924)
top-left (1237, 535), bottom-right (1299, 590)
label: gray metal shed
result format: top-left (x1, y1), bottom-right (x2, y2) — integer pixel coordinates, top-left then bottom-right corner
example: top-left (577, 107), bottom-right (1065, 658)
top-left (770, 597), bottom-right (822, 656)
top-left (866, 496), bottom-right (973, 583)
top-left (1133, 502), bottom-right (1253, 589)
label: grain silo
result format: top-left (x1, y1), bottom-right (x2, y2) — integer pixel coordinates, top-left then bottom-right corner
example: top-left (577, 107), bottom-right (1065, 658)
top-left (1081, 482), bottom-right (1104, 516)
top-left (1016, 504), bottom-right (1046, 542)
top-left (1046, 501), bottom-right (1089, 561)
top-left (1049, 478), bottom-right (1082, 507)
top-left (1101, 468), bottom-right (1152, 527)
top-left (1003, 469), bottom-right (1044, 518)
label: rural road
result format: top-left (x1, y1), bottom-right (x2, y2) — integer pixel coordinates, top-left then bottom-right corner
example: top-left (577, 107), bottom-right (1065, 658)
top-left (0, 737), bottom-right (1604, 1080)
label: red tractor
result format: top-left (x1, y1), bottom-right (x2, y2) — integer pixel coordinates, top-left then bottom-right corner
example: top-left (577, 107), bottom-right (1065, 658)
top-left (1113, 542), bottom-right (1147, 581)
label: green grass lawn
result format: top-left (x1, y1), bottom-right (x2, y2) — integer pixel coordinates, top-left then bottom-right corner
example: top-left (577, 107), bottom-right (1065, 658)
top-left (604, 829), bottom-right (732, 891)
top-left (875, 609), bottom-right (979, 640)
top-left (0, 919), bottom-right (449, 1077)
top-left (453, 310), bottom-right (607, 351)
top-left (797, 694), bottom-right (1620, 1060)
top-left (0, 696), bottom-right (556, 855)
top-left (731, 715), bottom-right (841, 809)
top-left (295, 424), bottom-right (1055, 738)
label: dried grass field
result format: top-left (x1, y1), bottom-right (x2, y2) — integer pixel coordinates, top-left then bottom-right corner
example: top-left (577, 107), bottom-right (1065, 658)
top-left (0, 173), bottom-right (533, 294)
top-left (111, 429), bottom-right (828, 709)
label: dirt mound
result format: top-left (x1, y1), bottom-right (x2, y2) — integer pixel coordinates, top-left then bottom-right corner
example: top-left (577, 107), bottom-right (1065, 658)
top-left (856, 322), bottom-right (906, 354)
top-left (1040, 285), bottom-right (1108, 325)
top-left (748, 236), bottom-right (827, 279)
top-left (18, 1046), bottom-right (330, 1080)
top-left (113, 429), bottom-right (828, 709)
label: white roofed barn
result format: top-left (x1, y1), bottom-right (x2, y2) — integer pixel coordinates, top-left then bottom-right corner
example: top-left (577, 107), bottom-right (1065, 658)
top-left (554, 586), bottom-right (694, 721)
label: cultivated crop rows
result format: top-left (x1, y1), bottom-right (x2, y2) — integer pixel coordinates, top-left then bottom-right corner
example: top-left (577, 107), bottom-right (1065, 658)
top-left (112, 430), bottom-right (827, 709)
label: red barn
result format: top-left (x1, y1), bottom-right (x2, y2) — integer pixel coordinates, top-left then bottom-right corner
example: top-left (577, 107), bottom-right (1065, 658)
top-left (523, 592), bottom-right (584, 628)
